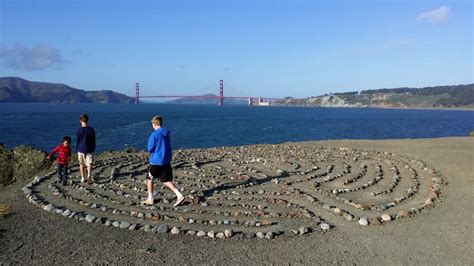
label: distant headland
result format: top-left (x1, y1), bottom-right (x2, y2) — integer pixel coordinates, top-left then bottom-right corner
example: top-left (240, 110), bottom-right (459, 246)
top-left (275, 84), bottom-right (474, 109)
top-left (0, 77), bottom-right (133, 104)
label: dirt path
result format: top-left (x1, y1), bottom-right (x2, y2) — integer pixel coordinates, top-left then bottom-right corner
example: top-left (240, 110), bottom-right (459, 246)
top-left (1, 137), bottom-right (473, 264)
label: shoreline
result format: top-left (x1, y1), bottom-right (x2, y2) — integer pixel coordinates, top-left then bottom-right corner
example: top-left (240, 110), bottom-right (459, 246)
top-left (1, 135), bottom-right (473, 155)
top-left (272, 103), bottom-right (474, 111)
top-left (1, 101), bottom-right (474, 111)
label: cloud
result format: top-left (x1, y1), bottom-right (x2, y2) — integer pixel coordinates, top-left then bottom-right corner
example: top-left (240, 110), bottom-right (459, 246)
top-left (417, 6), bottom-right (450, 24)
top-left (0, 44), bottom-right (64, 71)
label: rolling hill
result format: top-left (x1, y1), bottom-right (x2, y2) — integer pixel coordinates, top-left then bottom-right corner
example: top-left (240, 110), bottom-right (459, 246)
top-left (0, 77), bottom-right (133, 104)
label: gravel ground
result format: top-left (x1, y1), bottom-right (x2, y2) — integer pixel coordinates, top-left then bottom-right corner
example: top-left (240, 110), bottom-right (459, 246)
top-left (1, 137), bottom-right (473, 265)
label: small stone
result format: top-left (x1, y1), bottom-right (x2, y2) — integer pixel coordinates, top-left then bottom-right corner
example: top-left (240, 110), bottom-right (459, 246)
top-left (105, 220), bottom-right (111, 226)
top-left (265, 232), bottom-right (274, 239)
top-left (120, 221), bottom-right (131, 229)
top-left (425, 198), bottom-right (433, 205)
top-left (298, 226), bottom-right (310, 235)
top-left (207, 231), bottom-right (215, 238)
top-left (85, 214), bottom-right (96, 223)
top-left (197, 231), bottom-right (206, 237)
top-left (200, 202), bottom-right (208, 207)
top-left (381, 214), bottom-right (392, 222)
top-left (344, 214), bottom-right (354, 221)
top-left (129, 224), bottom-right (137, 230)
top-left (171, 227), bottom-right (180, 235)
top-left (138, 213), bottom-right (144, 218)
top-left (397, 210), bottom-right (410, 218)
top-left (358, 218), bottom-right (369, 226)
top-left (224, 229), bottom-right (233, 238)
top-left (244, 232), bottom-right (256, 239)
top-left (157, 224), bottom-right (169, 234)
top-left (112, 221), bottom-right (120, 227)
top-left (143, 225), bottom-right (152, 232)
top-left (320, 223), bottom-right (330, 231)
top-left (256, 232), bottom-right (265, 239)
top-left (43, 204), bottom-right (55, 212)
top-left (216, 232), bottom-right (225, 239)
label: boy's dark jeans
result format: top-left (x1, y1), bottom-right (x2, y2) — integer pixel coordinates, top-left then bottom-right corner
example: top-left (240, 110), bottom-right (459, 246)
top-left (57, 163), bottom-right (69, 183)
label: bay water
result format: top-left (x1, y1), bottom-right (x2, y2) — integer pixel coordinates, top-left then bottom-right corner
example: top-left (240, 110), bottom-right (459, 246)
top-left (0, 103), bottom-right (473, 152)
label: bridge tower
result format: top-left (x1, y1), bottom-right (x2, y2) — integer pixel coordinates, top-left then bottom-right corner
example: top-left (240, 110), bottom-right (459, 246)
top-left (135, 82), bottom-right (140, 104)
top-left (217, 80), bottom-right (224, 106)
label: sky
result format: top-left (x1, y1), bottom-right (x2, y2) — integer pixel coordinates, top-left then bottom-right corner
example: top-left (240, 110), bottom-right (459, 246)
top-left (0, 0), bottom-right (472, 98)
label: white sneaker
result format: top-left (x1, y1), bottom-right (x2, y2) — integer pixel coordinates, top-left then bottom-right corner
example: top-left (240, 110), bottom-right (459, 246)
top-left (81, 177), bottom-right (85, 183)
top-left (141, 199), bottom-right (154, 205)
top-left (173, 196), bottom-right (185, 207)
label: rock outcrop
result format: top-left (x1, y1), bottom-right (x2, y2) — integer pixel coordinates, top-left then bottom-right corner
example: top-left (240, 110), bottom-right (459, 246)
top-left (0, 144), bottom-right (53, 187)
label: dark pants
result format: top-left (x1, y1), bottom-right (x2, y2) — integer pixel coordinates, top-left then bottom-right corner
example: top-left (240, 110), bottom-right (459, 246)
top-left (57, 164), bottom-right (69, 183)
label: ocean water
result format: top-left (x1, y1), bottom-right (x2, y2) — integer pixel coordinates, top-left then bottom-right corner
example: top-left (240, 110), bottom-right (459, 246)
top-left (0, 103), bottom-right (473, 152)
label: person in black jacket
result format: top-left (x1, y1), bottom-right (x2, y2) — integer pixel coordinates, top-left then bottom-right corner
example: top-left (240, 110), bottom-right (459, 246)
top-left (77, 113), bottom-right (96, 184)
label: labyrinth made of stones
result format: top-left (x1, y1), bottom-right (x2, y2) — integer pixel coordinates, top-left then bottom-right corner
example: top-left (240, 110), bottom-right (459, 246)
top-left (22, 144), bottom-right (444, 239)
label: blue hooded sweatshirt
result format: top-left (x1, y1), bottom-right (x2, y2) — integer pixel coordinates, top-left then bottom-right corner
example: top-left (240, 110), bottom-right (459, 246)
top-left (147, 127), bottom-right (172, 165)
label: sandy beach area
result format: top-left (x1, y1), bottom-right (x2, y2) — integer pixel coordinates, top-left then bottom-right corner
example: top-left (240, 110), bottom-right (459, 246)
top-left (0, 137), bottom-right (473, 265)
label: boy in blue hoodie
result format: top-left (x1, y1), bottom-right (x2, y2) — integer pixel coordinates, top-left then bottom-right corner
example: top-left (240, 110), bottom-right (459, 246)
top-left (141, 115), bottom-right (185, 207)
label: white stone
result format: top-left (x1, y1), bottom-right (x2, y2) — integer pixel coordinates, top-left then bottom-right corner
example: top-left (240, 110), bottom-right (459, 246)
top-left (43, 204), bottom-right (55, 212)
top-left (171, 227), bottom-right (180, 235)
top-left (358, 218), bottom-right (369, 226)
top-left (299, 226), bottom-right (310, 235)
top-left (85, 214), bottom-right (96, 223)
top-left (224, 229), bottom-right (233, 238)
top-left (320, 223), bottom-right (330, 231)
top-left (381, 214), bottom-right (392, 222)
top-left (119, 221), bottom-right (130, 229)
top-left (207, 231), bottom-right (215, 238)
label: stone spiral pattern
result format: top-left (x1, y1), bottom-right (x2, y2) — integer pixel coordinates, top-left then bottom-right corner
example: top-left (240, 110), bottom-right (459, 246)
top-left (22, 145), bottom-right (444, 239)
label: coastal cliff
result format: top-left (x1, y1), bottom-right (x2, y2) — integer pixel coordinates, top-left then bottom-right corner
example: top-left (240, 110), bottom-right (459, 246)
top-left (275, 84), bottom-right (474, 109)
top-left (0, 77), bottom-right (133, 103)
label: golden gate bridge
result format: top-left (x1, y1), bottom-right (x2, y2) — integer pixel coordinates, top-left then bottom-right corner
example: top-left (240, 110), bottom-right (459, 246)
top-left (132, 80), bottom-right (281, 106)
